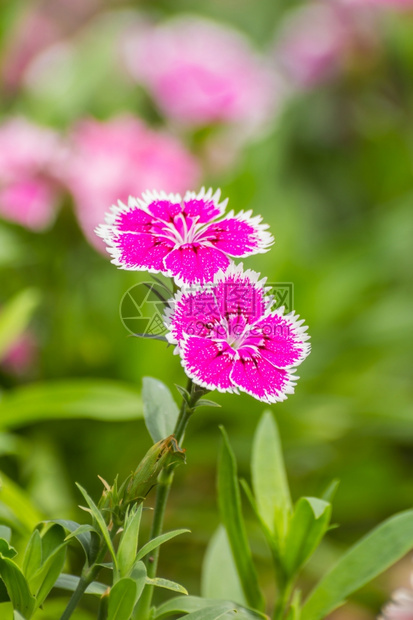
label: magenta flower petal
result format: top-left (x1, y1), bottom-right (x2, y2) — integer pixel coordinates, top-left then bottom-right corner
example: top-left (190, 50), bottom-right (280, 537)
top-left (165, 288), bottom-right (221, 344)
top-left (181, 336), bottom-right (237, 392)
top-left (253, 311), bottom-right (310, 368)
top-left (183, 193), bottom-right (227, 223)
top-left (96, 188), bottom-right (272, 285)
top-left (230, 355), bottom-right (294, 404)
top-left (165, 263), bottom-right (310, 404)
top-left (164, 244), bottom-right (230, 286)
top-left (198, 211), bottom-right (272, 256)
top-left (109, 232), bottom-right (174, 272)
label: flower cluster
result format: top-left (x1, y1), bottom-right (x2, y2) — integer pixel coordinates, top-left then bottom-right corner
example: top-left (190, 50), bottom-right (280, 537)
top-left (97, 189), bottom-right (310, 404)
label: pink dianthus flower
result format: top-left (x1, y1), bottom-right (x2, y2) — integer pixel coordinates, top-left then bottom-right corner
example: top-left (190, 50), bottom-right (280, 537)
top-left (164, 264), bottom-right (310, 404)
top-left (122, 16), bottom-right (276, 129)
top-left (96, 188), bottom-right (273, 286)
top-left (0, 117), bottom-right (62, 231)
top-left (64, 116), bottom-right (201, 252)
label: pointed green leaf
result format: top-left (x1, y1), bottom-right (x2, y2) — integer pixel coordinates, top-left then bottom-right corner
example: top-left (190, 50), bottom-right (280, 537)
top-left (22, 530), bottom-right (42, 580)
top-left (145, 577), bottom-right (188, 595)
top-left (154, 596), bottom-right (267, 620)
top-left (54, 573), bottom-right (107, 596)
top-left (0, 538), bottom-right (17, 559)
top-left (251, 411), bottom-right (291, 537)
top-left (0, 472), bottom-right (43, 533)
top-left (108, 578), bottom-right (137, 620)
top-left (0, 557), bottom-right (35, 617)
top-left (201, 525), bottom-right (246, 605)
top-left (0, 289), bottom-right (40, 361)
top-left (48, 519), bottom-right (98, 565)
top-left (301, 509), bottom-right (413, 620)
top-left (284, 497), bottom-right (331, 578)
top-left (39, 524), bottom-right (65, 563)
top-left (321, 480), bottom-right (340, 503)
top-left (286, 591), bottom-right (302, 620)
top-left (129, 560), bottom-right (146, 602)
top-left (193, 399), bottom-right (221, 409)
top-left (32, 544), bottom-right (67, 608)
top-left (76, 484), bottom-right (117, 569)
top-left (176, 606), bottom-right (237, 620)
top-left (142, 377), bottom-right (179, 443)
top-left (118, 505), bottom-right (142, 578)
top-left (135, 529), bottom-right (189, 562)
top-left (240, 479), bottom-right (286, 588)
top-left (218, 427), bottom-right (265, 612)
top-left (0, 380), bottom-right (143, 430)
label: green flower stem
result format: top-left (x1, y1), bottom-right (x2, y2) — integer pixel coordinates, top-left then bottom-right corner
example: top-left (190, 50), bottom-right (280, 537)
top-left (273, 581), bottom-right (293, 620)
top-left (59, 543), bottom-right (108, 620)
top-left (137, 378), bottom-right (206, 619)
top-left (59, 576), bottom-right (90, 620)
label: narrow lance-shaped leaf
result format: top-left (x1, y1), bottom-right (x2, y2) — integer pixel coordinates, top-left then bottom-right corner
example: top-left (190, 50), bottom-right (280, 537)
top-left (251, 411), bottom-right (291, 538)
top-left (145, 576), bottom-right (188, 595)
top-left (0, 556), bottom-right (35, 617)
top-left (33, 544), bottom-right (67, 609)
top-left (154, 596), bottom-right (268, 620)
top-left (301, 509), bottom-right (413, 620)
top-left (142, 377), bottom-right (179, 443)
top-left (0, 472), bottom-right (43, 534)
top-left (218, 427), bottom-right (265, 612)
top-left (283, 497), bottom-right (331, 579)
top-left (0, 380), bottom-right (143, 430)
top-left (0, 288), bottom-right (40, 361)
top-left (76, 483), bottom-right (118, 570)
top-left (22, 530), bottom-right (42, 582)
top-left (48, 519), bottom-right (98, 565)
top-left (135, 528), bottom-right (190, 562)
top-left (201, 525), bottom-right (246, 605)
top-left (107, 578), bottom-right (137, 620)
top-left (54, 573), bottom-right (108, 596)
top-left (117, 505), bottom-right (142, 578)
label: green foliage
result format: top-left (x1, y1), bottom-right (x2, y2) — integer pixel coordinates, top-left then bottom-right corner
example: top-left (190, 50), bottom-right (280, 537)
top-left (0, 524), bottom-right (69, 618)
top-left (0, 381), bottom-right (143, 429)
top-left (283, 497), bottom-right (331, 578)
top-left (0, 289), bottom-right (40, 361)
top-left (107, 578), bottom-right (138, 620)
top-left (217, 427), bottom-right (265, 612)
top-left (301, 509), bottom-right (413, 620)
top-left (201, 525), bottom-right (246, 605)
top-left (251, 410), bottom-right (291, 538)
top-left (142, 377), bottom-right (179, 443)
top-left (214, 412), bottom-right (413, 620)
top-left (117, 505), bottom-right (142, 578)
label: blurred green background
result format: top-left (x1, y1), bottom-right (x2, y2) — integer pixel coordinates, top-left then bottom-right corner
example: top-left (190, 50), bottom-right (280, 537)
top-left (0, 1), bottom-right (413, 618)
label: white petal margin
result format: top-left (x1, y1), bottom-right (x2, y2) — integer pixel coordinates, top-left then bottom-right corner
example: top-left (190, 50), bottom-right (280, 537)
top-left (229, 363), bottom-right (299, 405)
top-left (215, 209), bottom-right (274, 254)
top-left (262, 305), bottom-right (311, 367)
top-left (183, 186), bottom-right (228, 217)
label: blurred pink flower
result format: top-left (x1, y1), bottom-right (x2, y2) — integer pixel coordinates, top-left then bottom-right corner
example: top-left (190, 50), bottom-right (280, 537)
top-left (1, 332), bottom-right (38, 376)
top-left (381, 593), bottom-right (413, 619)
top-left (64, 116), bottom-right (201, 251)
top-left (0, 118), bottom-right (63, 231)
top-left (274, 0), bottom-right (377, 89)
top-left (1, 0), bottom-right (99, 93)
top-left (122, 16), bottom-right (277, 129)
top-left (380, 578), bottom-right (413, 620)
